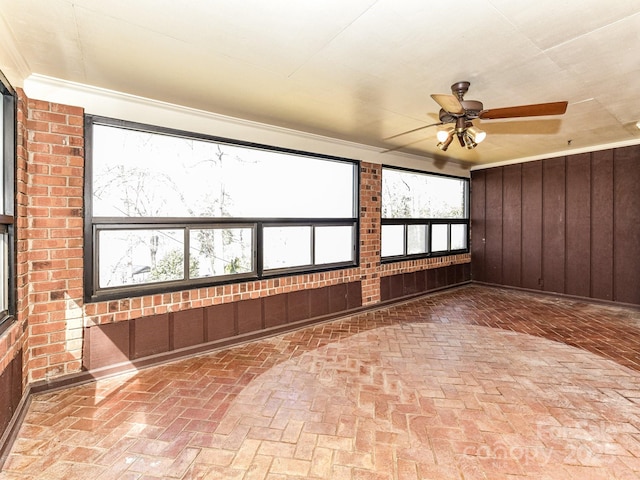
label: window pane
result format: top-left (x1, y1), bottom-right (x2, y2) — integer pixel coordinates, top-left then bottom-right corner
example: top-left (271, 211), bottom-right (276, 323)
top-left (382, 168), bottom-right (467, 219)
top-left (407, 224), bottom-right (428, 255)
top-left (92, 124), bottom-right (355, 218)
top-left (98, 229), bottom-right (185, 288)
top-left (0, 97), bottom-right (4, 213)
top-left (315, 225), bottom-right (354, 264)
top-left (431, 224), bottom-right (448, 252)
top-left (381, 224), bottom-right (404, 257)
top-left (263, 226), bottom-right (311, 270)
top-left (0, 83), bottom-right (12, 318)
top-left (451, 224), bottom-right (467, 250)
top-left (189, 228), bottom-right (253, 278)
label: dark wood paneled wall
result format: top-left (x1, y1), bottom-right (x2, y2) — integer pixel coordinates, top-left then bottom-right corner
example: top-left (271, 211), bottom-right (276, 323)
top-left (471, 145), bottom-right (640, 306)
top-left (0, 351), bottom-right (22, 438)
top-left (84, 282), bottom-right (362, 371)
top-left (380, 263), bottom-right (471, 302)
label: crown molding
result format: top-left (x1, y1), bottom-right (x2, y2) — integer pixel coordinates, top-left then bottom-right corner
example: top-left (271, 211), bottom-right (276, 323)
top-left (470, 137), bottom-right (640, 171)
top-left (22, 74), bottom-right (469, 177)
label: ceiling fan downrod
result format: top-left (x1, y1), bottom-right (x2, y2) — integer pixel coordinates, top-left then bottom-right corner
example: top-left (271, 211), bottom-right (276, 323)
top-left (451, 81), bottom-right (470, 100)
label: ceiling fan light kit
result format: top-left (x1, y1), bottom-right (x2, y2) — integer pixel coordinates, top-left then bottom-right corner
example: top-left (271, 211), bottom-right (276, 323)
top-left (437, 116), bottom-right (487, 151)
top-left (389, 81), bottom-right (568, 152)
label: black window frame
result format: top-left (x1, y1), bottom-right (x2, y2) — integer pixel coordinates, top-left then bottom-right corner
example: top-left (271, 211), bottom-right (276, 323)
top-left (84, 115), bottom-right (360, 302)
top-left (381, 165), bottom-right (469, 263)
top-left (0, 69), bottom-right (16, 333)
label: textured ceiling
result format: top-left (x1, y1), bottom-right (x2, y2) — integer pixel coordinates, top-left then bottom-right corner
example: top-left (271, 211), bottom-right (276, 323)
top-left (1, 0), bottom-right (640, 169)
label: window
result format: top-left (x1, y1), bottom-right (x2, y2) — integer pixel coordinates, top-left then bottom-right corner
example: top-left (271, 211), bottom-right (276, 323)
top-left (85, 116), bottom-right (358, 301)
top-left (381, 166), bottom-right (468, 261)
top-left (0, 70), bottom-right (15, 329)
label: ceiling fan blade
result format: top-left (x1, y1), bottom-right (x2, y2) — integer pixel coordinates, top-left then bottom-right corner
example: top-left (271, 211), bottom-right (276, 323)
top-left (479, 101), bottom-right (568, 120)
top-left (380, 137), bottom-right (429, 153)
top-left (384, 122), bottom-right (443, 140)
top-left (430, 94), bottom-right (465, 114)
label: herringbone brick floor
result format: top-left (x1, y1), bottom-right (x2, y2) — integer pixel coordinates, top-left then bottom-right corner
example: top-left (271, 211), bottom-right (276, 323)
top-left (2, 285), bottom-right (640, 479)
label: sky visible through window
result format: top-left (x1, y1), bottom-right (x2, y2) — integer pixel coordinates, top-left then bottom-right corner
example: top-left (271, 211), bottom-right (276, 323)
top-left (382, 168), bottom-right (466, 219)
top-left (92, 124), bottom-right (355, 219)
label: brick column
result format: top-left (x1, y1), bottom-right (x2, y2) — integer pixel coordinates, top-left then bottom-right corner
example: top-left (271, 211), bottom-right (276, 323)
top-left (23, 96), bottom-right (84, 382)
top-left (359, 162), bottom-right (381, 305)
top-left (14, 90), bottom-right (30, 389)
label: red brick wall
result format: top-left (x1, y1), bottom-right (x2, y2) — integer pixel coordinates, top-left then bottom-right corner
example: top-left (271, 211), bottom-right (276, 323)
top-left (20, 91), bottom-right (85, 382)
top-left (14, 93), bottom-right (470, 383)
top-left (359, 163), bottom-right (382, 305)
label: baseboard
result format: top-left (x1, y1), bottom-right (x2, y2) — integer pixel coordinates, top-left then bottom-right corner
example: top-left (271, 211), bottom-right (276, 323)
top-left (470, 281), bottom-right (640, 311)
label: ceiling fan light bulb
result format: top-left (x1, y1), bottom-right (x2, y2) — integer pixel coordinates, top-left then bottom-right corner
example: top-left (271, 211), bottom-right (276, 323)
top-left (436, 128), bottom-right (453, 142)
top-left (437, 135), bottom-right (453, 151)
top-left (467, 126), bottom-right (486, 143)
top-left (463, 132), bottom-right (477, 149)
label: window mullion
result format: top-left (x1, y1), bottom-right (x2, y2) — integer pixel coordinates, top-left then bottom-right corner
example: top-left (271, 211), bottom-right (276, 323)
top-left (256, 222), bottom-right (264, 278)
top-left (183, 227), bottom-right (190, 281)
top-left (311, 224), bottom-right (316, 266)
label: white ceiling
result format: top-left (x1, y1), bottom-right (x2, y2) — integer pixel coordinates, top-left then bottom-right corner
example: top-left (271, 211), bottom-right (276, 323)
top-left (1, 0), bottom-right (640, 169)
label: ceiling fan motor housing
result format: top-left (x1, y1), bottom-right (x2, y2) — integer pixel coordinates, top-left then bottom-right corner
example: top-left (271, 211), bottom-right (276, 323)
top-left (438, 99), bottom-right (483, 123)
top-left (460, 100), bottom-right (483, 117)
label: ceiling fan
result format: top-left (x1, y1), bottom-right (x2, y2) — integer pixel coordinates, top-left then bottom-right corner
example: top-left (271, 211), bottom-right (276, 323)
top-left (387, 81), bottom-right (568, 151)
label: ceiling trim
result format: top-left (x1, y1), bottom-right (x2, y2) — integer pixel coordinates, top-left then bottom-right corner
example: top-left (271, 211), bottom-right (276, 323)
top-left (23, 74), bottom-right (470, 177)
top-left (471, 137), bottom-right (640, 171)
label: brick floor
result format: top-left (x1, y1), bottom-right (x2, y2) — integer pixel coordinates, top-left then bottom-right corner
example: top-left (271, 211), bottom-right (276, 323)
top-left (2, 285), bottom-right (640, 479)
